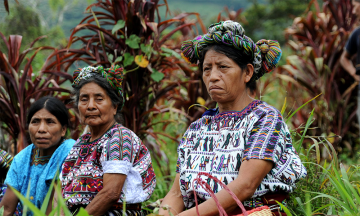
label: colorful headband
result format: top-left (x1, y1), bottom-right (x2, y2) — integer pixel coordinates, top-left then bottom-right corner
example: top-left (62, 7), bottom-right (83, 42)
top-left (72, 65), bottom-right (125, 110)
top-left (181, 20), bottom-right (282, 82)
top-left (0, 149), bottom-right (13, 169)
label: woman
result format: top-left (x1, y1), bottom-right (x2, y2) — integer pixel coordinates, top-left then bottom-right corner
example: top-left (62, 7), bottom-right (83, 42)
top-left (0, 96), bottom-right (76, 216)
top-left (160, 21), bottom-right (307, 216)
top-left (60, 65), bottom-right (156, 215)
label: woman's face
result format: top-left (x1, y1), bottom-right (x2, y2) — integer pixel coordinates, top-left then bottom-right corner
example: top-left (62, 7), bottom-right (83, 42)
top-left (202, 49), bottom-right (253, 104)
top-left (78, 82), bottom-right (117, 128)
top-left (29, 108), bottom-right (66, 151)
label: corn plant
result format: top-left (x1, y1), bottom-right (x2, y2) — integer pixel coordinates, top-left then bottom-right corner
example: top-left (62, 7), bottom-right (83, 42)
top-left (0, 33), bottom-right (73, 153)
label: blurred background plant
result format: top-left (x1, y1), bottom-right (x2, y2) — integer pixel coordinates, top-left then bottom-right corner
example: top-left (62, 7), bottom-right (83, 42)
top-left (278, 0), bottom-right (359, 156)
top-left (0, 34), bottom-right (75, 154)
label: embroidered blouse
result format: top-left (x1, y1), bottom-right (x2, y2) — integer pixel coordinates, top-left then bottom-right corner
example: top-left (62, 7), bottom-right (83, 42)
top-left (176, 100), bottom-right (307, 208)
top-left (61, 123), bottom-right (156, 207)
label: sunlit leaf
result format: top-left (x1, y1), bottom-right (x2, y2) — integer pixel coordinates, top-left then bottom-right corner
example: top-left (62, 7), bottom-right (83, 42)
top-left (134, 55), bottom-right (149, 68)
top-left (196, 97), bottom-right (206, 106)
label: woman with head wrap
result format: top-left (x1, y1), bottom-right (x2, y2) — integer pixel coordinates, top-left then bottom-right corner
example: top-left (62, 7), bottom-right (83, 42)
top-left (159, 21), bottom-right (307, 216)
top-left (0, 97), bottom-right (76, 216)
top-left (60, 65), bottom-right (156, 215)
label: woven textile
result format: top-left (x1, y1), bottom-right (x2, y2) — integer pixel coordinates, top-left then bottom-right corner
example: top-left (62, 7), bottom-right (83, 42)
top-left (72, 65), bottom-right (125, 110)
top-left (61, 123), bottom-right (156, 207)
top-left (181, 20), bottom-right (282, 82)
top-left (0, 149), bottom-right (13, 169)
top-left (176, 100), bottom-right (307, 208)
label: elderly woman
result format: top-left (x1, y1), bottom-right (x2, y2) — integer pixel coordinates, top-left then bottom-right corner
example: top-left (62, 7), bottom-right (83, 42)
top-left (0, 96), bottom-right (75, 216)
top-left (160, 21), bottom-right (307, 216)
top-left (60, 65), bottom-right (156, 216)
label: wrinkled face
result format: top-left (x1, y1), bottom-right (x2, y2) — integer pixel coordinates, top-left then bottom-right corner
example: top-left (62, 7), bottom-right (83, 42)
top-left (202, 49), bottom-right (252, 104)
top-left (353, 0), bottom-right (360, 16)
top-left (78, 82), bottom-right (117, 127)
top-left (29, 108), bottom-right (66, 151)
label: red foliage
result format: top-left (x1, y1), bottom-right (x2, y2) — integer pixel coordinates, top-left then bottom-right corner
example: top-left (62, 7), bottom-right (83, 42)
top-left (279, 0), bottom-right (358, 150)
top-left (0, 34), bottom-right (73, 152)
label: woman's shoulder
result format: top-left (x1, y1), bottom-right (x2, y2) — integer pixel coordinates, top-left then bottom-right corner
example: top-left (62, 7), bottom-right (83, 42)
top-left (13, 144), bottom-right (35, 161)
top-left (60, 139), bottom-right (76, 151)
top-left (110, 123), bottom-right (141, 142)
top-left (253, 101), bottom-right (284, 120)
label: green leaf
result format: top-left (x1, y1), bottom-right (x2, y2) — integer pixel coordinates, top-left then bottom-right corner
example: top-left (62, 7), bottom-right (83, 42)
top-left (125, 35), bottom-right (141, 49)
top-left (23, 179), bottom-right (32, 215)
top-left (40, 172), bottom-right (58, 212)
top-left (9, 186), bottom-right (45, 216)
top-left (297, 108), bottom-right (315, 154)
top-left (140, 43), bottom-right (152, 56)
top-left (123, 53), bottom-right (134, 67)
top-left (285, 93), bottom-right (322, 124)
top-left (76, 207), bottom-right (90, 216)
top-left (151, 69), bottom-right (164, 82)
top-left (54, 181), bottom-right (72, 216)
top-left (280, 97), bottom-right (287, 116)
top-left (275, 201), bottom-right (293, 216)
top-left (112, 20), bottom-right (125, 34)
top-left (115, 56), bottom-right (123, 62)
top-left (161, 47), bottom-right (181, 59)
top-left (91, 9), bottom-right (106, 52)
top-left (108, 54), bottom-right (113, 62)
top-left (0, 206), bottom-right (4, 215)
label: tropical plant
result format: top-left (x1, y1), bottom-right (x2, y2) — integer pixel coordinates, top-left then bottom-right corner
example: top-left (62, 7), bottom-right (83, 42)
top-left (0, 34), bottom-right (73, 153)
top-left (278, 0), bottom-right (358, 151)
top-left (46, 0), bottom-right (208, 177)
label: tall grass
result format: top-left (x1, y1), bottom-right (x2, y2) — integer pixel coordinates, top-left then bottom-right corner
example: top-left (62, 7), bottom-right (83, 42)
top-left (2, 99), bottom-right (360, 216)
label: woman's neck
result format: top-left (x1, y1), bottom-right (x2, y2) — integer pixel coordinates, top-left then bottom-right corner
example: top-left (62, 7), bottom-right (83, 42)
top-left (89, 120), bottom-right (116, 142)
top-left (218, 93), bottom-right (255, 113)
top-left (38, 143), bottom-right (61, 157)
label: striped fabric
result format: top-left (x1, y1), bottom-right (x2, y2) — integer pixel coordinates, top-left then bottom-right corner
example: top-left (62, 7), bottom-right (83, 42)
top-left (0, 149), bottom-right (13, 169)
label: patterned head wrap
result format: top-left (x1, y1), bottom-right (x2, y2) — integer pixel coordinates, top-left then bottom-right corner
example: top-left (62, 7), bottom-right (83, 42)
top-left (72, 65), bottom-right (125, 110)
top-left (181, 20), bottom-right (282, 82)
top-left (0, 149), bottom-right (13, 169)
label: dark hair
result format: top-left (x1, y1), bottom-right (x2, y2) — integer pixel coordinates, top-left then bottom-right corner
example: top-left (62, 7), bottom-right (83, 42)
top-left (27, 96), bottom-right (70, 127)
top-left (198, 44), bottom-right (257, 93)
top-left (72, 73), bottom-right (123, 119)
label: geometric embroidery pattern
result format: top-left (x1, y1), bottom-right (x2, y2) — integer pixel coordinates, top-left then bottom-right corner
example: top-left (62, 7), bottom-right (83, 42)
top-left (176, 100), bottom-right (307, 208)
top-left (61, 123), bottom-right (156, 206)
